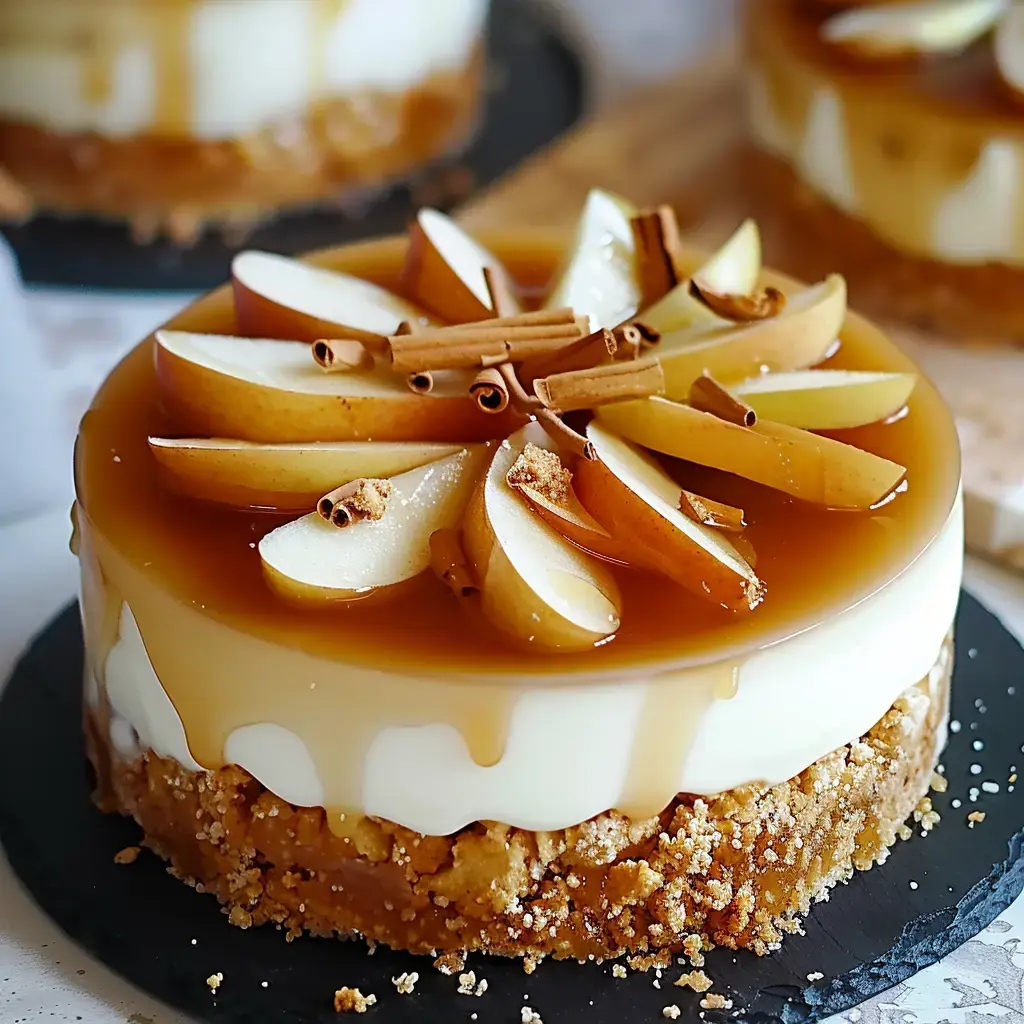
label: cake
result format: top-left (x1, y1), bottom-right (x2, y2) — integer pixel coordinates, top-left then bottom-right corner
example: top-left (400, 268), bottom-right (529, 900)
top-left (73, 191), bottom-right (963, 965)
top-left (745, 0), bottom-right (1024, 340)
top-left (0, 0), bottom-right (487, 242)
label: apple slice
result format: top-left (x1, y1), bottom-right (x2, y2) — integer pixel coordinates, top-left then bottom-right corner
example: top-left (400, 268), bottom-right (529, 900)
top-left (573, 424), bottom-right (762, 611)
top-left (730, 370), bottom-right (917, 429)
top-left (596, 397), bottom-right (906, 509)
top-left (400, 208), bottom-right (522, 323)
top-left (462, 423), bottom-right (622, 651)
top-left (641, 219), bottom-right (762, 333)
top-left (657, 275), bottom-right (847, 399)
top-left (155, 330), bottom-right (518, 443)
top-left (544, 188), bottom-right (641, 332)
top-left (232, 250), bottom-right (428, 344)
top-left (822, 0), bottom-right (1006, 57)
top-left (260, 447), bottom-right (488, 604)
top-left (148, 437), bottom-right (473, 511)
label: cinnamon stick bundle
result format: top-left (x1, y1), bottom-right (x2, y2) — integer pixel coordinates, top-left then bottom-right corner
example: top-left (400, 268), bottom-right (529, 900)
top-left (631, 206), bottom-right (683, 307)
top-left (311, 338), bottom-right (374, 373)
top-left (689, 375), bottom-right (756, 426)
top-left (316, 478), bottom-right (392, 528)
top-left (534, 357), bottom-right (666, 413)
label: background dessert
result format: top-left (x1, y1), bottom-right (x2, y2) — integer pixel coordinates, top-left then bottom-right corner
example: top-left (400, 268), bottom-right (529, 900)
top-left (745, 0), bottom-right (1024, 341)
top-left (0, 0), bottom-right (489, 242)
top-left (73, 193), bottom-right (962, 964)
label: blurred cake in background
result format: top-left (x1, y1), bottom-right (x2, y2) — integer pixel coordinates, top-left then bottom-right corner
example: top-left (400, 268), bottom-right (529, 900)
top-left (745, 0), bottom-right (1024, 341)
top-left (0, 0), bottom-right (488, 243)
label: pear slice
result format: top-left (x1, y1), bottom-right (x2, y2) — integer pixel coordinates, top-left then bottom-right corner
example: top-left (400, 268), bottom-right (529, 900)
top-left (657, 275), bottom-right (847, 399)
top-left (573, 424), bottom-right (763, 611)
top-left (641, 219), bottom-right (762, 333)
top-left (400, 208), bottom-right (522, 323)
top-left (148, 437), bottom-right (474, 511)
top-left (822, 0), bottom-right (1007, 57)
top-left (155, 330), bottom-right (517, 443)
top-left (596, 398), bottom-right (906, 509)
top-left (995, 2), bottom-right (1024, 95)
top-left (462, 423), bottom-right (622, 651)
top-left (232, 250), bottom-right (428, 344)
top-left (260, 447), bottom-right (488, 604)
top-left (731, 370), bottom-right (917, 429)
top-left (543, 188), bottom-right (641, 332)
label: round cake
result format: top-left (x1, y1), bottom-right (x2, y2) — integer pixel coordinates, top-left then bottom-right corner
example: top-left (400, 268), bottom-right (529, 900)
top-left (745, 0), bottom-right (1024, 341)
top-left (74, 194), bottom-right (963, 966)
top-left (0, 0), bottom-right (487, 242)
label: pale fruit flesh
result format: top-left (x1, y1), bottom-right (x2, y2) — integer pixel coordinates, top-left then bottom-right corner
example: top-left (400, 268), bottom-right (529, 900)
top-left (462, 423), bottom-right (622, 651)
top-left (260, 447), bottom-right (489, 605)
top-left (232, 250), bottom-right (428, 344)
top-left (575, 423), bottom-right (763, 611)
top-left (640, 219), bottom-right (762, 334)
top-left (400, 208), bottom-right (522, 323)
top-left (731, 370), bottom-right (917, 429)
top-left (148, 437), bottom-right (473, 511)
top-left (155, 330), bottom-right (519, 443)
top-left (657, 275), bottom-right (847, 399)
top-left (597, 397), bottom-right (906, 509)
top-left (544, 188), bottom-right (641, 332)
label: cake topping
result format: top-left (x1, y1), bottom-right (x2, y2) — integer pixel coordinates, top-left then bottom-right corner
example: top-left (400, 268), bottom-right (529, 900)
top-left (316, 478), bottom-right (392, 529)
top-left (150, 194), bottom-right (918, 648)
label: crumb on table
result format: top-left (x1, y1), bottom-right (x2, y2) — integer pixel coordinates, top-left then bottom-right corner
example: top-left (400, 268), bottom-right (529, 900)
top-left (333, 987), bottom-right (376, 1013)
top-left (206, 972), bottom-right (223, 993)
top-left (113, 846), bottom-right (140, 865)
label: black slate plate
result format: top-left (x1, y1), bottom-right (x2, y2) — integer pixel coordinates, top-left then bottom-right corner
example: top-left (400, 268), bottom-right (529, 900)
top-left (1, 593), bottom-right (1022, 1024)
top-left (0, 0), bottom-right (583, 292)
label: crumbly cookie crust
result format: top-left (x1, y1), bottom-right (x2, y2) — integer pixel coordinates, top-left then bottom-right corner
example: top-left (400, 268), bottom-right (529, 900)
top-left (87, 638), bottom-right (951, 962)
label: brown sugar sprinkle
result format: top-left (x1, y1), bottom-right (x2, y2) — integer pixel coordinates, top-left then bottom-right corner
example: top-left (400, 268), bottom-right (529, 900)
top-left (690, 280), bottom-right (786, 322)
top-left (674, 969), bottom-right (713, 992)
top-left (968, 811), bottom-right (987, 827)
top-left (627, 949), bottom-right (673, 973)
top-left (113, 845), bottom-right (141, 865)
top-left (681, 933), bottom-right (706, 968)
top-left (507, 443), bottom-right (573, 505)
top-left (333, 987), bottom-right (376, 1013)
top-left (316, 478), bottom-right (392, 529)
top-left (433, 951), bottom-right (466, 976)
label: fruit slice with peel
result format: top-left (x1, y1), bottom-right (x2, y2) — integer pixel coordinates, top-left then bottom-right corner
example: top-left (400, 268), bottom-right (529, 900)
top-left (260, 447), bottom-right (488, 605)
top-left (148, 437), bottom-right (474, 511)
top-left (731, 370), bottom-right (917, 429)
top-left (400, 208), bottom-right (521, 323)
top-left (155, 330), bottom-right (518, 443)
top-left (822, 0), bottom-right (1007, 57)
top-left (544, 188), bottom-right (641, 332)
top-left (232, 250), bottom-right (428, 344)
top-left (657, 274), bottom-right (847, 398)
top-left (462, 423), bottom-right (622, 651)
top-left (641, 219), bottom-right (762, 333)
top-left (596, 397), bottom-right (906, 509)
top-left (574, 423), bottom-right (763, 611)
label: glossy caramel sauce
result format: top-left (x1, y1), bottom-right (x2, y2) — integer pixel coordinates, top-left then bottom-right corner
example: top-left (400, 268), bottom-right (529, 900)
top-left (75, 233), bottom-right (960, 825)
top-left (750, 1), bottom-right (1024, 264)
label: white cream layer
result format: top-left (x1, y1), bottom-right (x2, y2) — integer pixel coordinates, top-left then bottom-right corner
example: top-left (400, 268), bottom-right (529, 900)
top-left (0, 0), bottom-right (487, 140)
top-left (96, 494), bottom-right (962, 836)
top-left (746, 71), bottom-right (1024, 266)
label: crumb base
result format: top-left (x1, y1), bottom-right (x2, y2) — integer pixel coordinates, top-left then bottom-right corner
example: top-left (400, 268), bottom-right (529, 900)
top-left (88, 638), bottom-right (952, 963)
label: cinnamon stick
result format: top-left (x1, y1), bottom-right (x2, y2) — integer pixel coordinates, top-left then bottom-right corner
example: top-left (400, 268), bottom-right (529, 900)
top-left (311, 338), bottom-right (374, 373)
top-left (689, 375), bottom-right (756, 426)
top-left (631, 206), bottom-right (683, 307)
top-left (407, 307), bottom-right (577, 336)
top-left (483, 265), bottom-right (518, 317)
top-left (497, 362), bottom-right (543, 412)
top-left (679, 490), bottom-right (746, 532)
top-left (316, 478), bottom-right (392, 529)
top-left (534, 357), bottom-right (666, 413)
top-left (536, 409), bottom-right (597, 461)
top-left (519, 328), bottom-right (619, 384)
top-left (689, 281), bottom-right (786, 322)
top-left (407, 371), bottom-right (434, 395)
top-left (631, 321), bottom-right (662, 347)
top-left (611, 324), bottom-right (644, 360)
top-left (429, 528), bottom-right (479, 598)
top-left (469, 366), bottom-right (509, 413)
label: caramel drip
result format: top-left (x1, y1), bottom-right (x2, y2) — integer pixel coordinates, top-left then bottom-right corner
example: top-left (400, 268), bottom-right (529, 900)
top-left (615, 662), bottom-right (739, 821)
top-left (147, 3), bottom-right (194, 136)
top-left (77, 517), bottom-right (124, 690)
